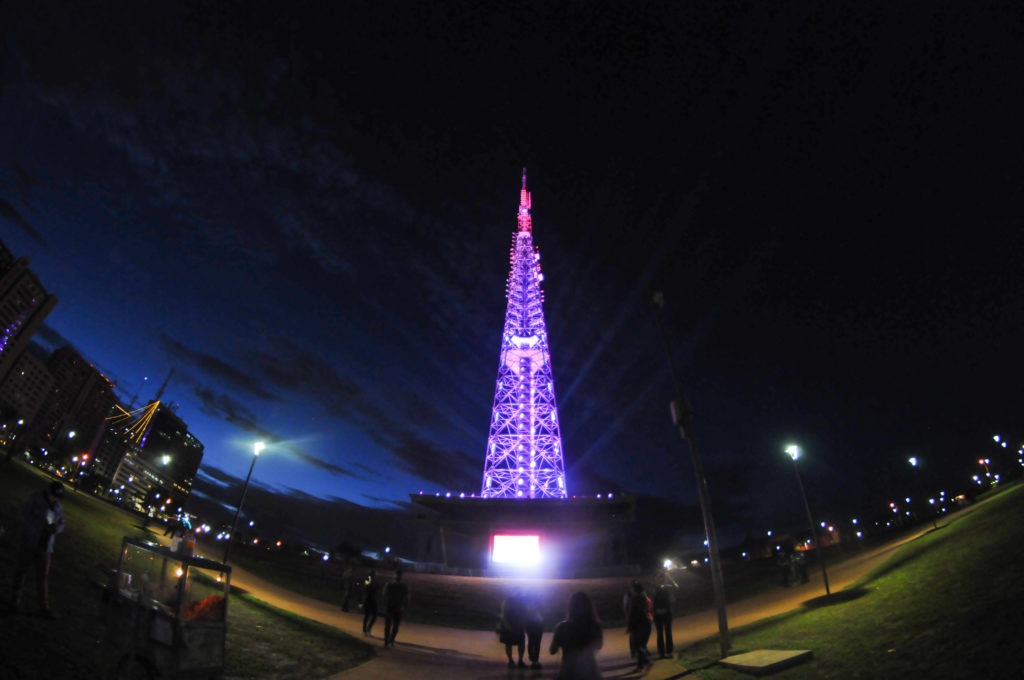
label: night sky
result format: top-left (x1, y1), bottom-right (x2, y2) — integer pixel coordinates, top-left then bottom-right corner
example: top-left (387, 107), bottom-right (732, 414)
top-left (1, 2), bottom-right (1022, 549)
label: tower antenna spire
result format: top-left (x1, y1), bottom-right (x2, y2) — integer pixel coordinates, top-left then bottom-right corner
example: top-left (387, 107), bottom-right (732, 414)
top-left (481, 171), bottom-right (565, 498)
top-left (517, 167), bottom-right (533, 233)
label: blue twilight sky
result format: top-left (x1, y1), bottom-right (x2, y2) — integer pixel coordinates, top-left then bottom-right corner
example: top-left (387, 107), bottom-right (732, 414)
top-left (1, 2), bottom-right (1022, 545)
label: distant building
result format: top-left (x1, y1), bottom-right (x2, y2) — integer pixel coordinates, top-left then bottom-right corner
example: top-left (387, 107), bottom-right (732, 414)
top-left (0, 347), bottom-right (54, 427)
top-left (22, 346), bottom-right (117, 475)
top-left (138, 405), bottom-right (204, 497)
top-left (0, 240), bottom-right (57, 386)
top-left (92, 419), bottom-right (131, 485)
top-left (101, 403), bottom-right (204, 515)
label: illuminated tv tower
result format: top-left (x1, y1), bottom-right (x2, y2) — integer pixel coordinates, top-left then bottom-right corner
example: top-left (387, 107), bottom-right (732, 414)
top-left (481, 169), bottom-right (567, 499)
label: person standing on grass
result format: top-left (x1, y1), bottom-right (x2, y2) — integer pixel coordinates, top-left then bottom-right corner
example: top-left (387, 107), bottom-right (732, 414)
top-left (550, 591), bottom-right (603, 680)
top-left (625, 580), bottom-right (654, 672)
top-left (652, 572), bottom-right (678, 659)
top-left (361, 569), bottom-right (380, 636)
top-left (382, 569), bottom-right (409, 647)
top-left (9, 481), bottom-right (65, 619)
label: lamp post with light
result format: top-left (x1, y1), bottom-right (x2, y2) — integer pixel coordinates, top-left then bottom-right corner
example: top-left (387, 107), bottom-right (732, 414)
top-left (652, 291), bottom-right (730, 657)
top-left (907, 456), bottom-right (939, 529)
top-left (785, 444), bottom-right (830, 596)
top-left (224, 441), bottom-right (264, 564)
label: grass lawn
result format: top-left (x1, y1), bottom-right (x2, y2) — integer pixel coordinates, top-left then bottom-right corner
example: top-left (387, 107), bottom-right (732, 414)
top-left (677, 482), bottom-right (1024, 678)
top-left (0, 461), bottom-right (373, 679)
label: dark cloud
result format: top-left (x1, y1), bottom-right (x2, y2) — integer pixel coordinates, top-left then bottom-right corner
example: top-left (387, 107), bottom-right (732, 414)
top-left (387, 431), bottom-right (477, 493)
top-left (285, 447), bottom-right (363, 481)
top-left (196, 466), bottom-right (234, 488)
top-left (186, 377), bottom-right (362, 480)
top-left (0, 196), bottom-right (43, 245)
top-left (244, 338), bottom-right (361, 411)
top-left (165, 326), bottom-right (475, 491)
top-left (187, 380), bottom-right (261, 431)
top-left (160, 335), bottom-right (279, 402)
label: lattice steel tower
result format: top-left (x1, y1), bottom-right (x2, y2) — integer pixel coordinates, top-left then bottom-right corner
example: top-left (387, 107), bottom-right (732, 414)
top-left (481, 169), bottom-right (567, 499)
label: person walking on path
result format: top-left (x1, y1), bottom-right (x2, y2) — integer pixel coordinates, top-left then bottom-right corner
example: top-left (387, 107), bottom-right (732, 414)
top-left (549, 591), bottom-right (603, 680)
top-left (9, 481), bottom-right (65, 619)
top-left (361, 569), bottom-right (380, 636)
top-left (524, 590), bottom-right (545, 670)
top-left (622, 586), bottom-right (637, 659)
top-left (652, 572), bottom-right (678, 659)
top-left (382, 569), bottom-right (409, 648)
top-left (340, 564), bottom-right (354, 612)
top-left (626, 580), bottom-right (654, 672)
top-left (498, 588), bottom-right (528, 668)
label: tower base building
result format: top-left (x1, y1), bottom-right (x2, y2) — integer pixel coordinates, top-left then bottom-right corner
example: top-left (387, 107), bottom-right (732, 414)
top-left (411, 494), bottom-right (637, 578)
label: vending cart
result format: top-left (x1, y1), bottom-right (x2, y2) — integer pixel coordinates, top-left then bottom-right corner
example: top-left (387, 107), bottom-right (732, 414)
top-left (102, 537), bottom-right (231, 679)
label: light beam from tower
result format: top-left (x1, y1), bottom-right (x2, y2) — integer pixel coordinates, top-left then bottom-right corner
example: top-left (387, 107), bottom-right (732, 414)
top-left (481, 169), bottom-right (568, 499)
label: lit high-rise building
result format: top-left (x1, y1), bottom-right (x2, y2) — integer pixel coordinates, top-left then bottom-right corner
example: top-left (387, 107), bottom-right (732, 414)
top-left (481, 169), bottom-right (567, 499)
top-left (0, 240), bottom-right (57, 386)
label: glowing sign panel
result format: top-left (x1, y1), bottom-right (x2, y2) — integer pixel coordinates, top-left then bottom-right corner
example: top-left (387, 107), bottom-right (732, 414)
top-left (492, 534), bottom-right (541, 565)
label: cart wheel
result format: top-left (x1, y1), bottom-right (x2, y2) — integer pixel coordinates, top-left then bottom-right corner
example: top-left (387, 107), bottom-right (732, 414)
top-left (114, 654), bottom-right (154, 680)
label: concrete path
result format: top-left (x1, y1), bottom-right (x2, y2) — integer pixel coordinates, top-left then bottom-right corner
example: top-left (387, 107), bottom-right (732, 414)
top-left (208, 521), bottom-right (942, 680)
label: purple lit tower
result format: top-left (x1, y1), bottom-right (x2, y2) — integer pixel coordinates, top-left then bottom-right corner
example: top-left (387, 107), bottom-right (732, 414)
top-left (481, 169), bottom-right (568, 499)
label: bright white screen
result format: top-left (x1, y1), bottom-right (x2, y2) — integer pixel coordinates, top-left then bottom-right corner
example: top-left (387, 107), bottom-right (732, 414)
top-left (492, 534), bottom-right (541, 565)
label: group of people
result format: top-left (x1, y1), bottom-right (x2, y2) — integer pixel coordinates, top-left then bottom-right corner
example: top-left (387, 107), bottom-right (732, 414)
top-left (777, 548), bottom-right (810, 586)
top-left (624, 573), bottom-right (678, 672)
top-left (6, 481), bottom-right (66, 619)
top-left (344, 567), bottom-right (410, 647)
top-left (493, 572), bottom-right (680, 678)
top-left (497, 588), bottom-right (545, 668)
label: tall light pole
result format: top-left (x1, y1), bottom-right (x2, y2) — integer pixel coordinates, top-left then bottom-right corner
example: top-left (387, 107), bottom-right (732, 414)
top-left (907, 456), bottom-right (938, 529)
top-left (785, 444), bottom-right (830, 597)
top-left (224, 441), bottom-right (264, 564)
top-left (653, 292), bottom-right (730, 658)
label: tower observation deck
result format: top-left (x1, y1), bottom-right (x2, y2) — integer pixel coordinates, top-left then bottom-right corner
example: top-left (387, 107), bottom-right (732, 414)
top-left (480, 169), bottom-right (567, 499)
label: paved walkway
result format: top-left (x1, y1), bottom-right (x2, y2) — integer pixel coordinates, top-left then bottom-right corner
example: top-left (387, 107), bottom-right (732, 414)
top-left (206, 521), bottom-right (942, 680)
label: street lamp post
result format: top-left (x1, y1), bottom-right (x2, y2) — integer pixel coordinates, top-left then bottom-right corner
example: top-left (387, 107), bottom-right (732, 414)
top-left (907, 456), bottom-right (938, 529)
top-left (785, 444), bottom-right (831, 597)
top-left (224, 441), bottom-right (265, 564)
top-left (653, 292), bottom-right (730, 657)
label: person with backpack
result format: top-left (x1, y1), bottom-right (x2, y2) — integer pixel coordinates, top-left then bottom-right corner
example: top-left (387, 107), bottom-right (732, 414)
top-left (625, 580), bottom-right (653, 672)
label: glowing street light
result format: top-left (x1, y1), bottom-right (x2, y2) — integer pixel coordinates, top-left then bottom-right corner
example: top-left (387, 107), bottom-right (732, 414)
top-left (784, 444), bottom-right (830, 596)
top-left (224, 441), bottom-right (265, 564)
